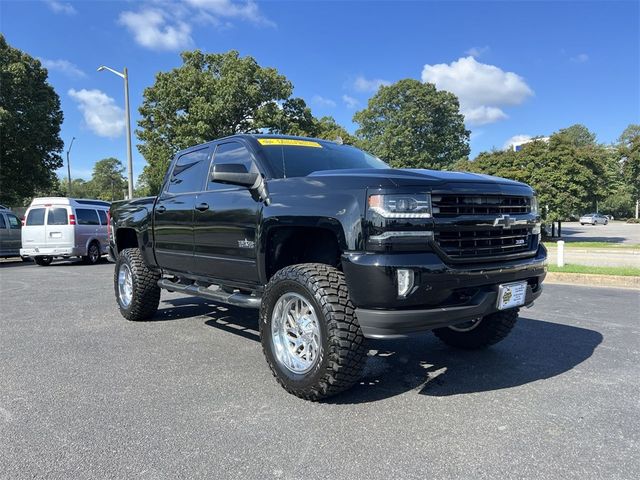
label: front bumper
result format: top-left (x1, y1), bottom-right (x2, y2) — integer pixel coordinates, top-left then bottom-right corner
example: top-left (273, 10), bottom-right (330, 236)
top-left (20, 246), bottom-right (83, 257)
top-left (342, 245), bottom-right (547, 339)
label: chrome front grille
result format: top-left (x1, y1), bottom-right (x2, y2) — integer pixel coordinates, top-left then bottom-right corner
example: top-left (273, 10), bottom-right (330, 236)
top-left (432, 194), bottom-right (531, 217)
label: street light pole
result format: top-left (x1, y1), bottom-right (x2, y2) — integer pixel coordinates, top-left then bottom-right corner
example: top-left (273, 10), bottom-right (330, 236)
top-left (97, 65), bottom-right (134, 199)
top-left (66, 136), bottom-right (76, 196)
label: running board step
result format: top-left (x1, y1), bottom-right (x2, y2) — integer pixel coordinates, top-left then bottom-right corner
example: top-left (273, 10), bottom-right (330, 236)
top-left (157, 279), bottom-right (261, 309)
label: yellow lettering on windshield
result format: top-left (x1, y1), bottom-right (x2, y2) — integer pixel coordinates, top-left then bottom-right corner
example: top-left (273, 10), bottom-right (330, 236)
top-left (258, 138), bottom-right (322, 148)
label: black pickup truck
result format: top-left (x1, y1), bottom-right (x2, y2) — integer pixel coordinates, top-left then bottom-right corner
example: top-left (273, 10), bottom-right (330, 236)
top-left (110, 134), bottom-right (546, 400)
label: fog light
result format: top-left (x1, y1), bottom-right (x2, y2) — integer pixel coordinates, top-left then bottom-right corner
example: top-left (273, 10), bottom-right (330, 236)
top-left (397, 269), bottom-right (415, 297)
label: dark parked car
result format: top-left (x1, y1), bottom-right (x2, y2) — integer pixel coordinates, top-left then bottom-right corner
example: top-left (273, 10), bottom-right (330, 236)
top-left (110, 135), bottom-right (546, 400)
top-left (0, 207), bottom-right (27, 260)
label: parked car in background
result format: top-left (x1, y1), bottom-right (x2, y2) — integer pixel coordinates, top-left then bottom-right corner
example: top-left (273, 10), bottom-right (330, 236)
top-left (579, 213), bottom-right (609, 225)
top-left (20, 197), bottom-right (110, 266)
top-left (0, 207), bottom-right (28, 260)
top-left (605, 214), bottom-right (614, 221)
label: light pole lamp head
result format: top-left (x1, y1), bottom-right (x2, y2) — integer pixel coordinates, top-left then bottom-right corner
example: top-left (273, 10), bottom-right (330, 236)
top-left (97, 66), bottom-right (106, 72)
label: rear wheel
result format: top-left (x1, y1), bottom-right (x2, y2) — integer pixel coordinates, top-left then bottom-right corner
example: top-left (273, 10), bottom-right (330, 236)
top-left (34, 256), bottom-right (53, 266)
top-left (83, 241), bottom-right (101, 265)
top-left (114, 248), bottom-right (161, 321)
top-left (260, 264), bottom-right (367, 401)
top-left (433, 309), bottom-right (519, 350)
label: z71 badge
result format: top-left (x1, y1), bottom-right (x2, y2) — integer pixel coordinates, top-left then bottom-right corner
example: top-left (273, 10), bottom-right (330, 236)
top-left (238, 238), bottom-right (255, 248)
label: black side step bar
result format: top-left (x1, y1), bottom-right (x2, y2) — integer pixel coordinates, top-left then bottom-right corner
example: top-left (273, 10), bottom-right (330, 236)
top-left (157, 279), bottom-right (261, 309)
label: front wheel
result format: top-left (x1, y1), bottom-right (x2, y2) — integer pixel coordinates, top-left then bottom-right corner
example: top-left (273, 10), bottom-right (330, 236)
top-left (260, 264), bottom-right (367, 401)
top-left (34, 256), bottom-right (53, 266)
top-left (114, 248), bottom-right (161, 321)
top-left (433, 309), bottom-right (519, 350)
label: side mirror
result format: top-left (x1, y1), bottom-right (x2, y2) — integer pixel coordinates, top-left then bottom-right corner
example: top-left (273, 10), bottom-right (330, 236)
top-left (211, 163), bottom-right (259, 188)
top-left (211, 163), bottom-right (270, 205)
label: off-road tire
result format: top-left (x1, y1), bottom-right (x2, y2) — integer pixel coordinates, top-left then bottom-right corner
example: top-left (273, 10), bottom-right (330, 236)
top-left (34, 256), bottom-right (53, 266)
top-left (114, 248), bottom-right (161, 321)
top-left (83, 241), bottom-right (101, 265)
top-left (433, 308), bottom-right (519, 350)
top-left (260, 263), bottom-right (367, 401)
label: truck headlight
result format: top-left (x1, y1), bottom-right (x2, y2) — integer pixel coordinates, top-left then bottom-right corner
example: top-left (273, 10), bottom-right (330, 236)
top-left (368, 193), bottom-right (432, 218)
top-left (530, 196), bottom-right (539, 215)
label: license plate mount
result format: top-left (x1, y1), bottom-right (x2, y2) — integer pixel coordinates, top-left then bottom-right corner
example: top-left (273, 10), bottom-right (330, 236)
top-left (497, 281), bottom-right (527, 310)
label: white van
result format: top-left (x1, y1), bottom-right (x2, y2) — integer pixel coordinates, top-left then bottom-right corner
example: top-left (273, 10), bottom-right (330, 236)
top-left (20, 197), bottom-right (111, 266)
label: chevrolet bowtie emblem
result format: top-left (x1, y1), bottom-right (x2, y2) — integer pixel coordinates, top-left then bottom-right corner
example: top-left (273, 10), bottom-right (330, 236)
top-left (493, 214), bottom-right (516, 229)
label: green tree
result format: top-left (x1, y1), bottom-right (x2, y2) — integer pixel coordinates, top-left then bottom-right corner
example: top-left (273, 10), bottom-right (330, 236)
top-left (0, 34), bottom-right (63, 206)
top-left (58, 177), bottom-right (94, 199)
top-left (455, 125), bottom-right (610, 222)
top-left (138, 50), bottom-right (303, 193)
top-left (618, 124), bottom-right (640, 218)
top-left (89, 158), bottom-right (127, 201)
top-left (353, 79), bottom-right (470, 169)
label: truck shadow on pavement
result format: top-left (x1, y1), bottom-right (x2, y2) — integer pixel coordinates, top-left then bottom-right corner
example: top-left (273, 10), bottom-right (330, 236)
top-left (157, 297), bottom-right (603, 404)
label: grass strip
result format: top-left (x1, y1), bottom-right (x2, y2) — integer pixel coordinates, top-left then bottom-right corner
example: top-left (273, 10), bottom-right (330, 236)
top-left (547, 264), bottom-right (640, 276)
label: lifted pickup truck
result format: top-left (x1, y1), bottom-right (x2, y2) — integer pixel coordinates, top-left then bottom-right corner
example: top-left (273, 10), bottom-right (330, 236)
top-left (110, 135), bottom-right (546, 400)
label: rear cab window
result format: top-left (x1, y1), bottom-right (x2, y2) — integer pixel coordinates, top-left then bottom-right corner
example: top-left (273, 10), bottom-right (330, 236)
top-left (167, 148), bottom-right (210, 194)
top-left (26, 208), bottom-right (46, 226)
top-left (76, 209), bottom-right (100, 225)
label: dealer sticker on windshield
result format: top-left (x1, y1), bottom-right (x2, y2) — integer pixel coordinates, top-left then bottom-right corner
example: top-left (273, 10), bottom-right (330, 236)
top-left (497, 281), bottom-right (527, 310)
top-left (258, 138), bottom-right (322, 148)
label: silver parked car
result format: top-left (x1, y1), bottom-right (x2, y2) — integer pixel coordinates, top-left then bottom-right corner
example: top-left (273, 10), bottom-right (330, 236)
top-left (0, 207), bottom-right (28, 259)
top-left (579, 213), bottom-right (609, 225)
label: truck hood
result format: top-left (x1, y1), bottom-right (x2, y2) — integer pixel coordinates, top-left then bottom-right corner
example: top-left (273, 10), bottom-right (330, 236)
top-left (308, 168), bottom-right (528, 188)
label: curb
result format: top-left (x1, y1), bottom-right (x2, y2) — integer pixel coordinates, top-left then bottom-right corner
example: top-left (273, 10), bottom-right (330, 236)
top-left (545, 272), bottom-right (640, 289)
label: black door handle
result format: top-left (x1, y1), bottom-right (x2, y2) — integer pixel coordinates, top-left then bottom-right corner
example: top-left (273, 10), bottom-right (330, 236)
top-left (195, 203), bottom-right (210, 212)
top-left (156, 205), bottom-right (166, 213)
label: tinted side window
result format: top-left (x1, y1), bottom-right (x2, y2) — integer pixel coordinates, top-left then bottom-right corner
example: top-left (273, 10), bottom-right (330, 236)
top-left (167, 148), bottom-right (210, 194)
top-left (208, 142), bottom-right (257, 190)
top-left (7, 215), bottom-right (20, 229)
top-left (47, 208), bottom-right (68, 225)
top-left (26, 208), bottom-right (46, 226)
top-left (97, 210), bottom-right (108, 225)
top-left (0, 214), bottom-right (6, 229)
top-left (76, 209), bottom-right (100, 225)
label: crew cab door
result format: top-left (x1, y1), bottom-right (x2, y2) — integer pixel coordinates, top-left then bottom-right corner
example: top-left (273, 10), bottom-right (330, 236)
top-left (192, 141), bottom-right (261, 284)
top-left (154, 147), bottom-right (211, 273)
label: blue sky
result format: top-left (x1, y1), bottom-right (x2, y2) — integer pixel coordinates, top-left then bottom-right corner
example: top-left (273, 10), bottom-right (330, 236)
top-left (2, 0), bottom-right (639, 183)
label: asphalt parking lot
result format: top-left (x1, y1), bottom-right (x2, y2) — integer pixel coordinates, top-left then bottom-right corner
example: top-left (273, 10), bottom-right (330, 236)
top-left (1, 260), bottom-right (638, 479)
top-left (559, 221), bottom-right (640, 244)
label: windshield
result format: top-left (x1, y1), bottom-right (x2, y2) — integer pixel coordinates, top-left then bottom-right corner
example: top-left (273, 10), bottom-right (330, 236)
top-left (259, 141), bottom-right (388, 179)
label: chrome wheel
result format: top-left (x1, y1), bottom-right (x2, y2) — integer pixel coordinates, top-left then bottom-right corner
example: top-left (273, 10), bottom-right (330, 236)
top-left (449, 317), bottom-right (482, 332)
top-left (271, 292), bottom-right (321, 374)
top-left (118, 263), bottom-right (133, 308)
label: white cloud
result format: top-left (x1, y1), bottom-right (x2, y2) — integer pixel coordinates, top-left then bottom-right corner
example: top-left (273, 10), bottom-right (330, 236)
top-left (311, 95), bottom-right (336, 108)
top-left (40, 58), bottom-right (86, 78)
top-left (464, 106), bottom-right (508, 125)
top-left (342, 94), bottom-right (359, 109)
top-left (68, 89), bottom-right (125, 138)
top-left (119, 9), bottom-right (192, 51)
top-left (185, 0), bottom-right (274, 26)
top-left (45, 0), bottom-right (76, 15)
top-left (421, 56), bottom-right (533, 125)
top-left (353, 75), bottom-right (391, 93)
top-left (503, 134), bottom-right (532, 150)
top-left (570, 53), bottom-right (589, 63)
top-left (465, 46), bottom-right (490, 58)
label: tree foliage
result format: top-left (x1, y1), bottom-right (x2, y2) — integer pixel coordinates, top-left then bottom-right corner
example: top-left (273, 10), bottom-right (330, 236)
top-left (618, 124), bottom-right (640, 217)
top-left (136, 49), bottom-right (349, 194)
top-left (353, 79), bottom-right (470, 169)
top-left (0, 34), bottom-right (63, 206)
top-left (58, 158), bottom-right (127, 201)
top-left (455, 125), bottom-right (623, 221)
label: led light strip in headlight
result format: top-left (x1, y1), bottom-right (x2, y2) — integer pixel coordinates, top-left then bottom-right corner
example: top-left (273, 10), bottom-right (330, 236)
top-left (368, 193), bottom-right (432, 219)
